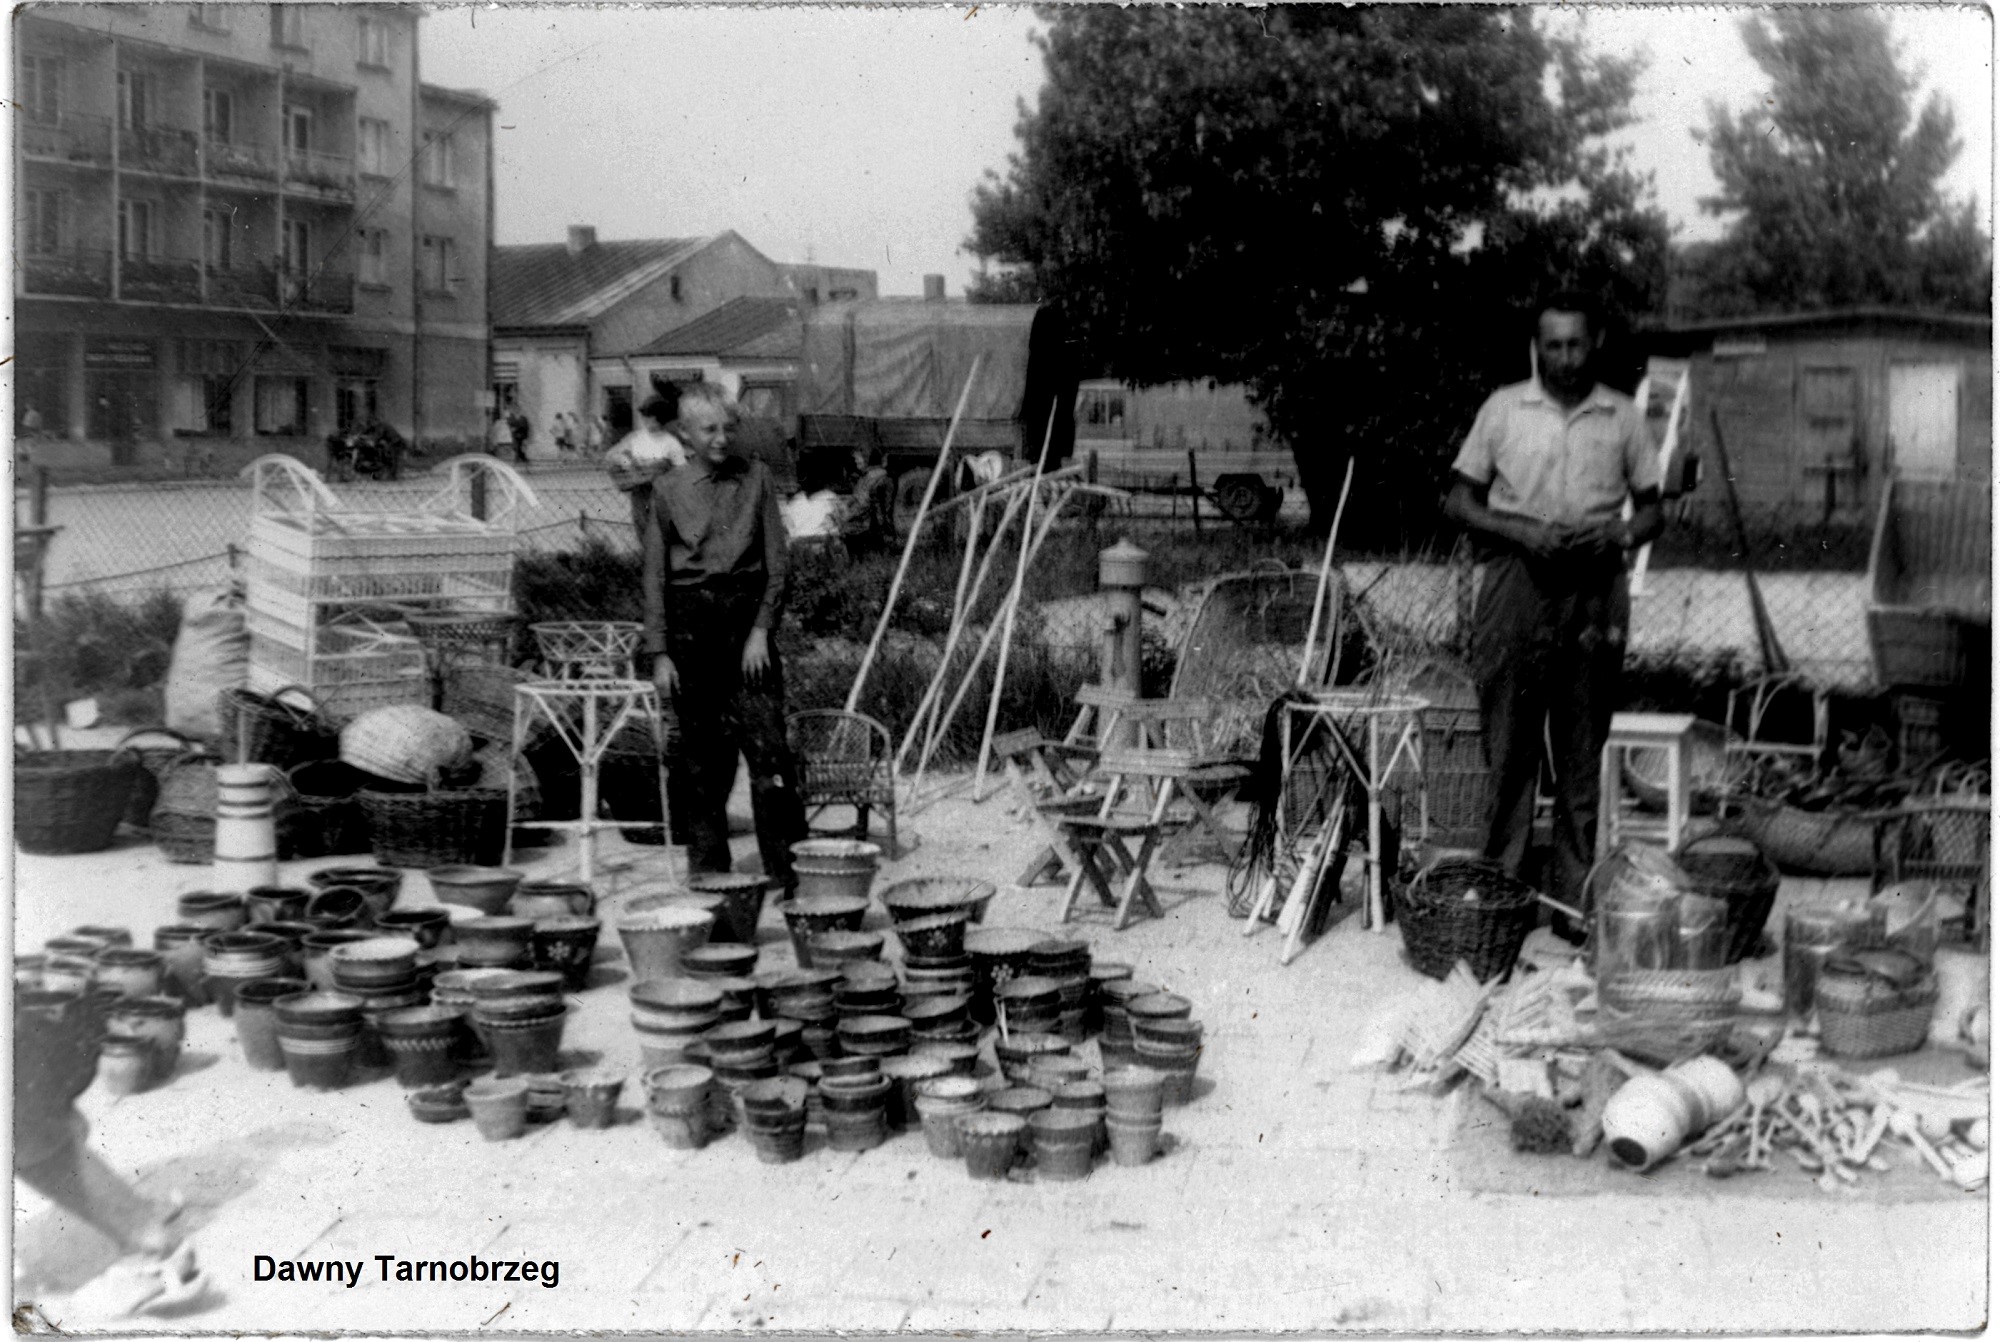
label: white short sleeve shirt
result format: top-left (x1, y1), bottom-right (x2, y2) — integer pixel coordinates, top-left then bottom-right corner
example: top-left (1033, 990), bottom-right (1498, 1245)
top-left (1451, 379), bottom-right (1658, 528)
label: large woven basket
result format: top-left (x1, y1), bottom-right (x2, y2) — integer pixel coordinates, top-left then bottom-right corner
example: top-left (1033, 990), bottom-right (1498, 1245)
top-left (282, 759), bottom-right (372, 859)
top-left (1816, 952), bottom-right (1938, 1059)
top-left (217, 684), bottom-right (340, 769)
top-left (1392, 857), bottom-right (1538, 983)
top-left (339, 704), bottom-right (473, 786)
top-left (1675, 834), bottom-right (1781, 964)
top-left (15, 749), bottom-right (143, 855)
top-left (1594, 967), bottom-right (1741, 1062)
top-left (150, 753), bottom-right (300, 863)
top-left (1722, 794), bottom-right (1881, 877)
top-left (357, 786), bottom-right (509, 868)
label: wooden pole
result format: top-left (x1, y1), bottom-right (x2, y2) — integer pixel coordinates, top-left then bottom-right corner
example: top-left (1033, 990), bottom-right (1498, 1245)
top-left (1187, 449), bottom-right (1201, 537)
top-left (1298, 458), bottom-right (1355, 684)
top-left (845, 354), bottom-right (984, 713)
top-left (973, 406), bottom-right (1061, 799)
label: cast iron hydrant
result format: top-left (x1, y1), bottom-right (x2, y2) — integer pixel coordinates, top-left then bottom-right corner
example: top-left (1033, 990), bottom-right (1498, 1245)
top-left (1098, 538), bottom-right (1148, 746)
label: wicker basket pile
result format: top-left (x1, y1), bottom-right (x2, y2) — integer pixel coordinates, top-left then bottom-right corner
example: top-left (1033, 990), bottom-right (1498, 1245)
top-left (216, 684), bottom-right (339, 769)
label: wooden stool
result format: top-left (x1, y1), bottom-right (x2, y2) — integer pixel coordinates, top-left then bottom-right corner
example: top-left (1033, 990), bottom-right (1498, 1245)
top-left (1598, 711), bottom-right (1698, 860)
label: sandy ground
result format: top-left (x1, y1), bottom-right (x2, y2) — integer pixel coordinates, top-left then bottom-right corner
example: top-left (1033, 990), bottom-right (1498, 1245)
top-left (9, 767), bottom-right (1988, 1335)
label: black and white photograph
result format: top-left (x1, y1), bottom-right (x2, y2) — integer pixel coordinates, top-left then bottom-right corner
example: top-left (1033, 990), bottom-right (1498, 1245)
top-left (10, 2), bottom-right (1991, 1333)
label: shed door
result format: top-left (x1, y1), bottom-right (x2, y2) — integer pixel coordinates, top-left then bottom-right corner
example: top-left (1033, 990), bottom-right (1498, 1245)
top-left (1889, 363), bottom-right (1960, 479)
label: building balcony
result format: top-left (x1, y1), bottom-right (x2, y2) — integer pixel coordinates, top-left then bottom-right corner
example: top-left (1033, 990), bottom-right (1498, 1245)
top-left (120, 123), bottom-right (201, 177)
top-left (120, 255), bottom-right (203, 304)
top-left (284, 149), bottom-right (356, 201)
top-left (21, 249), bottom-right (113, 298)
top-left (206, 139), bottom-right (279, 184)
top-left (207, 261), bottom-right (279, 310)
top-left (281, 267), bottom-right (355, 314)
top-left (21, 113), bottom-right (113, 167)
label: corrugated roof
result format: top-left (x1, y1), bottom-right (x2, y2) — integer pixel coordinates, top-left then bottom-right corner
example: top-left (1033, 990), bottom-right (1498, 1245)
top-left (636, 296), bottom-right (801, 359)
top-left (491, 234), bottom-right (714, 330)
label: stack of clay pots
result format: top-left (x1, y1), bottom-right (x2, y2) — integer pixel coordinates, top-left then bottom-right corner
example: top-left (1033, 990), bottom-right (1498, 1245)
top-left (995, 1031), bottom-right (1072, 1084)
top-left (777, 894), bottom-right (869, 968)
top-left (834, 964), bottom-right (901, 1019)
top-left (1051, 1079), bottom-right (1107, 1155)
top-left (964, 926), bottom-right (1044, 1026)
top-left (790, 839), bottom-right (883, 903)
top-left (704, 1019), bottom-right (782, 1132)
top-left (630, 979), bottom-right (725, 1068)
top-left (233, 977), bottom-right (310, 1070)
top-left (763, 968), bottom-right (842, 1059)
top-left (375, 1005), bottom-right (465, 1087)
top-left (529, 915), bottom-right (601, 991)
top-left (738, 1076), bottom-right (810, 1163)
top-left (202, 930), bottom-right (290, 1016)
top-left (903, 994), bottom-right (975, 1045)
top-left (996, 975), bottom-right (1063, 1035)
top-left (913, 1075), bottom-right (988, 1156)
top-left (1085, 961), bottom-right (1134, 1035)
top-left (273, 990), bottom-right (366, 1088)
top-left (329, 937), bottom-right (428, 1067)
top-left (900, 952), bottom-right (976, 1006)
top-left (617, 904), bottom-right (715, 980)
top-left (1026, 939), bottom-right (1093, 1041)
top-left (808, 928), bottom-right (885, 970)
top-left (837, 1013), bottom-right (912, 1061)
top-left (431, 968), bottom-right (514, 1066)
top-left (298, 929), bottom-right (374, 991)
top-left (818, 1055), bottom-right (892, 1151)
top-left (1101, 1066), bottom-right (1165, 1165)
top-left (644, 1064), bottom-right (716, 1149)
top-left (1097, 977), bottom-right (1161, 1069)
top-left (1128, 993), bottom-right (1202, 1104)
top-left (879, 1052), bottom-right (955, 1133)
top-left (685, 872), bottom-right (771, 944)
top-left (468, 970), bottom-right (568, 1077)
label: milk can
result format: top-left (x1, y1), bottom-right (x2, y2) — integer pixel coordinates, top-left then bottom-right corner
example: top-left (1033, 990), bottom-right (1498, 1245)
top-left (212, 764), bottom-right (280, 892)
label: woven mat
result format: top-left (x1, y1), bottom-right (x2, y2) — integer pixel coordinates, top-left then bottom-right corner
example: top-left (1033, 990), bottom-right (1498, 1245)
top-left (1447, 1043), bottom-right (1983, 1203)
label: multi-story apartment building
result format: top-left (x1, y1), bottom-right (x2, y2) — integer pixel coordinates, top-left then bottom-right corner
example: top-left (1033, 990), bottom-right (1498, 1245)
top-left (15, 3), bottom-right (492, 471)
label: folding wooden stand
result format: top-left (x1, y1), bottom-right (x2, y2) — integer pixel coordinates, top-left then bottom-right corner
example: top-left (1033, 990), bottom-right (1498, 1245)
top-left (504, 678), bottom-right (675, 884)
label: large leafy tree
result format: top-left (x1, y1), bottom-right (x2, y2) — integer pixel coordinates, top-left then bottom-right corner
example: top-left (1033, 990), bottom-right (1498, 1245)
top-left (966, 6), bottom-right (1669, 539)
top-left (1681, 9), bottom-right (1989, 316)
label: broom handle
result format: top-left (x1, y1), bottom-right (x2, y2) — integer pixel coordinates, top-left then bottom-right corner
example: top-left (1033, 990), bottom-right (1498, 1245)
top-left (1299, 458), bottom-right (1356, 685)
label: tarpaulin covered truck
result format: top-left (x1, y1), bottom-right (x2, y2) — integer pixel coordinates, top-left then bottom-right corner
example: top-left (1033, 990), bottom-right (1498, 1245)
top-left (795, 300), bottom-right (1076, 524)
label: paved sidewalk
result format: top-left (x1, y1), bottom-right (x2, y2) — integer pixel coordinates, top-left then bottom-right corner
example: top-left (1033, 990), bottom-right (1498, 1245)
top-left (11, 776), bottom-right (1987, 1334)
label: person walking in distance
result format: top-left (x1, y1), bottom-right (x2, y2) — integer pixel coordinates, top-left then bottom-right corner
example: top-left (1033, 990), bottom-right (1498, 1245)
top-left (641, 382), bottom-right (807, 892)
top-left (1442, 291), bottom-right (1663, 938)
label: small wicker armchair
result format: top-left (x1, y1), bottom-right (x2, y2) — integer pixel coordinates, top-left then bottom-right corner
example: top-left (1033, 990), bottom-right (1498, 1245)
top-left (790, 709), bottom-right (897, 855)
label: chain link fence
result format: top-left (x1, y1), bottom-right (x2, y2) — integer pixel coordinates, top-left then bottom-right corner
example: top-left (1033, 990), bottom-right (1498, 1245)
top-left (17, 456), bottom-right (1897, 759)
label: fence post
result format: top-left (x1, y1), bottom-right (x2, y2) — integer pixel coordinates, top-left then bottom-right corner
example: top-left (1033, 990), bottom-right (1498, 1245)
top-left (1187, 449), bottom-right (1201, 537)
top-left (28, 466), bottom-right (50, 618)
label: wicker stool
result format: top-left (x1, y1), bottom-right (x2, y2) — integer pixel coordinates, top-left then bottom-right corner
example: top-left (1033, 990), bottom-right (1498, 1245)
top-left (1598, 712), bottom-right (1697, 861)
top-left (504, 678), bottom-right (675, 883)
top-left (406, 610), bottom-right (519, 710)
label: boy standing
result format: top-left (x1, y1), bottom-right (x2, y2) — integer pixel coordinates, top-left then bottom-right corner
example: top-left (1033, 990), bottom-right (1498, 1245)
top-left (641, 383), bottom-right (807, 892)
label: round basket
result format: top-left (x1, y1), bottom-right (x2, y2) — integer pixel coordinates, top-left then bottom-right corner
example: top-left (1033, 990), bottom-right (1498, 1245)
top-left (283, 759), bottom-right (372, 860)
top-left (1721, 795), bottom-right (1881, 877)
top-left (111, 727), bottom-right (198, 830)
top-left (340, 705), bottom-right (473, 786)
top-left (405, 610), bottom-right (520, 653)
top-left (1621, 720), bottom-right (1745, 814)
top-left (1674, 834), bottom-right (1781, 964)
top-left (1816, 952), bottom-right (1938, 1059)
top-left (15, 749), bottom-right (143, 855)
top-left (1392, 857), bottom-right (1539, 983)
top-left (216, 684), bottom-right (338, 770)
top-left (357, 787), bottom-right (509, 869)
top-left (531, 621), bottom-right (643, 674)
top-left (1594, 967), bottom-right (1741, 1062)
top-left (149, 747), bottom-right (225, 863)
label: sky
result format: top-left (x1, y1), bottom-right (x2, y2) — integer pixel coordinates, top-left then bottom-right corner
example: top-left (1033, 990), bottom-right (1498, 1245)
top-left (422, 4), bottom-right (1994, 297)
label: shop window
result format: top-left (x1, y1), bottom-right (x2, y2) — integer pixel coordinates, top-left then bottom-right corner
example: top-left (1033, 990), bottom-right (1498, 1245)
top-left (255, 376), bottom-right (308, 435)
top-left (171, 375), bottom-right (235, 437)
top-left (86, 369), bottom-right (158, 444)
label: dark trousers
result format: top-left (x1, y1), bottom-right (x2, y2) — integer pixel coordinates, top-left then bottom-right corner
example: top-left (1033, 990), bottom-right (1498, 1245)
top-left (1469, 553), bottom-right (1629, 915)
top-left (663, 582), bottom-right (806, 891)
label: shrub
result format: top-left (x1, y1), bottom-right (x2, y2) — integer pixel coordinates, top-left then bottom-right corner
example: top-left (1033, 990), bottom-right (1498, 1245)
top-left (15, 588), bottom-right (182, 723)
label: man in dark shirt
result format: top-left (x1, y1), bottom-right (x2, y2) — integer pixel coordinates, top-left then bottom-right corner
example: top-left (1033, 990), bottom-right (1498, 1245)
top-left (642, 382), bottom-right (807, 892)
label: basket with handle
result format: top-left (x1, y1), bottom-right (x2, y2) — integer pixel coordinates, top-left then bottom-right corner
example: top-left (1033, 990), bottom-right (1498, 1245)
top-left (14, 748), bottom-right (145, 855)
top-left (217, 683), bottom-right (339, 769)
top-left (111, 727), bottom-right (199, 830)
top-left (1674, 833), bottom-right (1781, 964)
top-left (1719, 793), bottom-right (1883, 877)
top-left (1815, 950), bottom-right (1938, 1059)
top-left (282, 759), bottom-right (372, 859)
top-left (1391, 856), bottom-right (1538, 983)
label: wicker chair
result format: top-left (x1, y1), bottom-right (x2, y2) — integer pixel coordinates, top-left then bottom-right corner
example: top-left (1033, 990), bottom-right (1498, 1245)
top-left (790, 709), bottom-right (896, 855)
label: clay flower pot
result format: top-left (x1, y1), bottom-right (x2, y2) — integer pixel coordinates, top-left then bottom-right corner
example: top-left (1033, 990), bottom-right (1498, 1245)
top-left (681, 943), bottom-right (760, 980)
top-left (298, 930), bottom-right (375, 992)
top-left (376, 907), bottom-right (452, 950)
top-left (1029, 1108), bottom-right (1099, 1181)
top-left (1106, 1112), bottom-right (1162, 1166)
top-left (427, 865), bottom-right (525, 916)
top-left (476, 1006), bottom-right (568, 1078)
top-left (464, 1077), bottom-right (530, 1141)
top-left (201, 931), bottom-right (289, 1016)
top-left (308, 866), bottom-right (402, 919)
top-left (685, 872), bottom-right (770, 944)
top-left (894, 910), bottom-right (972, 961)
top-left (96, 1033), bottom-right (154, 1097)
top-left (531, 916), bottom-right (602, 991)
top-left (456, 916), bottom-right (536, 969)
top-left (789, 838), bottom-right (883, 903)
top-left (914, 1078), bottom-right (989, 1158)
top-left (644, 1064), bottom-right (715, 1149)
top-left (231, 978), bottom-right (307, 1070)
top-left (508, 881), bottom-right (595, 921)
top-left (376, 1005), bottom-right (465, 1088)
top-left (880, 876), bottom-right (997, 926)
top-left (91, 948), bottom-right (165, 999)
top-left (958, 1111), bottom-right (1028, 1179)
top-left (329, 936), bottom-right (422, 991)
top-left (277, 1022), bottom-right (360, 1090)
top-left (246, 886), bottom-right (312, 925)
top-left (560, 1068), bottom-right (626, 1129)
top-left (151, 925), bottom-right (213, 1005)
top-left (617, 906), bottom-right (715, 980)
top-left (1102, 1066), bottom-right (1167, 1119)
top-left (104, 995), bottom-right (187, 1085)
top-left (175, 892), bottom-right (247, 932)
top-left (776, 895), bottom-right (870, 966)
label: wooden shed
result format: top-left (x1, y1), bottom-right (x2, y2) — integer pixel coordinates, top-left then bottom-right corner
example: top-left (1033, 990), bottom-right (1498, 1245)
top-left (1640, 307), bottom-right (1992, 527)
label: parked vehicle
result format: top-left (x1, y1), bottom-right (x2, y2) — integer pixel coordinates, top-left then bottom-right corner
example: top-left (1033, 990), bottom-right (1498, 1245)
top-left (1073, 379), bottom-right (1293, 523)
top-left (324, 420), bottom-right (407, 482)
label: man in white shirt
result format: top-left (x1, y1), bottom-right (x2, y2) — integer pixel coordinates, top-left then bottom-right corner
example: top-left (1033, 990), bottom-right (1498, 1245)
top-left (605, 394), bottom-right (688, 535)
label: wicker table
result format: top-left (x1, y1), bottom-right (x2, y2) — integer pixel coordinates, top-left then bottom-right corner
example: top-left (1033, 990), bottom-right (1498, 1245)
top-left (504, 678), bottom-right (675, 884)
top-left (1249, 691), bottom-right (1429, 955)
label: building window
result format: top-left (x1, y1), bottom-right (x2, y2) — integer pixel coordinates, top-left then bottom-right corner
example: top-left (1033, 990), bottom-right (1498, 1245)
top-left (357, 16), bottom-right (390, 67)
top-left (270, 4), bottom-right (307, 49)
top-left (255, 376), bottom-right (308, 435)
top-left (203, 208), bottom-right (234, 269)
top-left (357, 118), bottom-right (390, 176)
top-left (204, 88), bottom-right (233, 143)
top-left (283, 219), bottom-right (311, 275)
top-left (117, 68), bottom-right (155, 129)
top-left (23, 189), bottom-right (64, 256)
top-left (420, 132), bottom-right (456, 188)
top-left (420, 235), bottom-right (457, 292)
top-left (358, 229), bottom-right (388, 286)
top-left (669, 274), bottom-right (683, 302)
top-left (190, 5), bottom-right (230, 31)
top-left (283, 104), bottom-right (312, 155)
top-left (20, 54), bottom-right (62, 125)
top-left (171, 374), bottom-right (235, 437)
top-left (118, 199), bottom-right (156, 261)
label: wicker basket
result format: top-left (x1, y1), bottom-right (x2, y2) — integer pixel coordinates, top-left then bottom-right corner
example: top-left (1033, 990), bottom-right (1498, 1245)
top-left (1816, 952), bottom-right (1938, 1059)
top-left (1675, 834), bottom-right (1781, 964)
top-left (1594, 967), bottom-right (1742, 1061)
top-left (1392, 857), bottom-right (1539, 983)
top-left (150, 753), bottom-right (301, 863)
top-left (1721, 794), bottom-right (1882, 877)
top-left (440, 662), bottom-right (527, 745)
top-left (283, 759), bottom-right (372, 859)
top-left (15, 749), bottom-right (143, 855)
top-left (339, 704), bottom-right (473, 785)
top-left (111, 727), bottom-right (198, 830)
top-left (531, 621), bottom-right (643, 675)
top-left (1622, 719), bottom-right (1745, 814)
top-left (357, 786), bottom-right (509, 869)
top-left (217, 683), bottom-right (339, 769)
